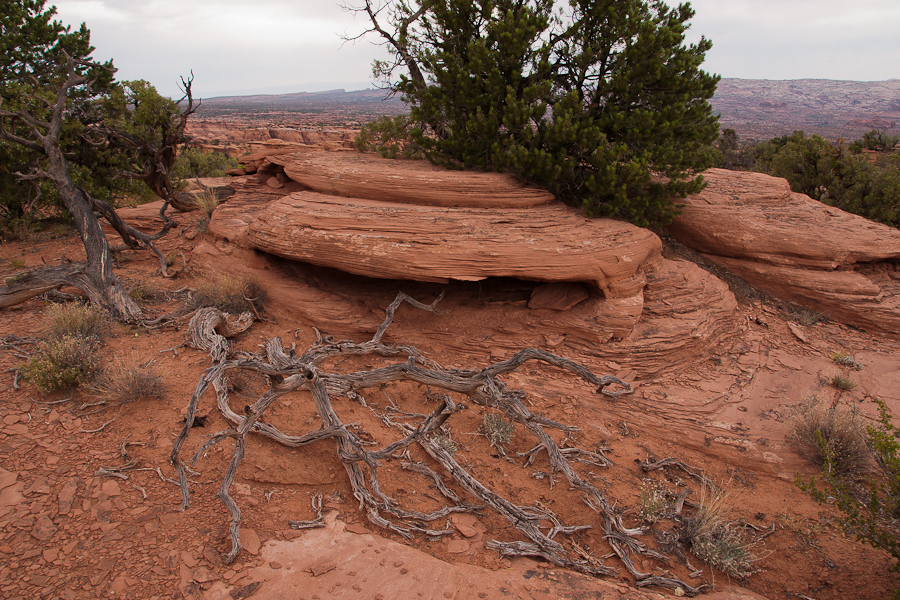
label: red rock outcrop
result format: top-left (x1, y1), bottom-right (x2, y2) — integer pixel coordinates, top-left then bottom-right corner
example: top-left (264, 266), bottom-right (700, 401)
top-left (247, 191), bottom-right (659, 295)
top-left (267, 151), bottom-right (555, 208)
top-left (199, 512), bottom-right (770, 600)
top-left (197, 151), bottom-right (740, 371)
top-left (669, 169), bottom-right (900, 334)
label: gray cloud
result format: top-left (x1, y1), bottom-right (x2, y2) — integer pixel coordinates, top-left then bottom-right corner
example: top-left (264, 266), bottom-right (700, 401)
top-left (49, 0), bottom-right (900, 98)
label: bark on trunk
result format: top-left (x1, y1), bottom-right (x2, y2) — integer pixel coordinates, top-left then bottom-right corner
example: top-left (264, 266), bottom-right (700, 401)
top-left (43, 140), bottom-right (142, 321)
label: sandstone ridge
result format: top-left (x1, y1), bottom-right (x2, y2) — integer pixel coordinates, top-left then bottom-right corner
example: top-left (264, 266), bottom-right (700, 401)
top-left (670, 168), bottom-right (900, 335)
top-left (194, 150), bottom-right (740, 371)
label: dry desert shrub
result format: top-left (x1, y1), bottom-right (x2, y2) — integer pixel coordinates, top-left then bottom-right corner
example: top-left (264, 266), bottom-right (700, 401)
top-left (637, 479), bottom-right (669, 524)
top-left (193, 186), bottom-right (221, 217)
top-left (46, 301), bottom-right (108, 341)
top-left (681, 483), bottom-right (757, 579)
top-left (480, 413), bottom-right (515, 448)
top-left (831, 374), bottom-right (858, 392)
top-left (789, 399), bottom-right (869, 476)
top-left (20, 335), bottom-right (96, 392)
top-left (94, 359), bottom-right (165, 405)
top-left (831, 351), bottom-right (863, 371)
top-left (189, 274), bottom-right (265, 314)
top-left (432, 432), bottom-right (457, 456)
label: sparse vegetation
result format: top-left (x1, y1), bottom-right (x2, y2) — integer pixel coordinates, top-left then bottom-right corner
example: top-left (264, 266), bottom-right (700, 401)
top-left (195, 217), bottom-right (209, 233)
top-left (798, 398), bottom-right (900, 598)
top-left (192, 186), bottom-right (221, 217)
top-left (432, 432), bottom-right (457, 456)
top-left (789, 399), bottom-right (869, 476)
top-left (831, 351), bottom-right (863, 371)
top-left (45, 302), bottom-right (108, 342)
top-left (7, 257), bottom-right (25, 269)
top-left (4, 273), bottom-right (25, 286)
top-left (637, 479), bottom-right (669, 524)
top-left (480, 413), bottom-right (515, 448)
top-left (128, 282), bottom-right (157, 302)
top-left (189, 274), bottom-right (264, 313)
top-left (831, 374), bottom-right (858, 392)
top-left (681, 483), bottom-right (757, 579)
top-left (795, 307), bottom-right (824, 327)
top-left (94, 359), bottom-right (165, 404)
top-left (20, 335), bottom-right (96, 392)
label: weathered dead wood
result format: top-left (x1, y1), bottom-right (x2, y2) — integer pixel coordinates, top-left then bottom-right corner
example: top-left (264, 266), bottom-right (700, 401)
top-left (170, 292), bottom-right (708, 595)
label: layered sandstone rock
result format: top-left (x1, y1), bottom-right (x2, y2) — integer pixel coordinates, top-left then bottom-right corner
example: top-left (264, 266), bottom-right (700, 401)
top-left (669, 169), bottom-right (900, 334)
top-left (246, 191), bottom-right (660, 296)
top-left (195, 152), bottom-right (739, 370)
top-left (267, 151), bottom-right (554, 208)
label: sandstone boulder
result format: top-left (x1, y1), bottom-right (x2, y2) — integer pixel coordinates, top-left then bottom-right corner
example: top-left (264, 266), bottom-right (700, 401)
top-left (247, 191), bottom-right (660, 297)
top-left (669, 169), bottom-right (900, 334)
top-left (267, 150), bottom-right (555, 208)
top-left (237, 144), bottom-right (317, 174)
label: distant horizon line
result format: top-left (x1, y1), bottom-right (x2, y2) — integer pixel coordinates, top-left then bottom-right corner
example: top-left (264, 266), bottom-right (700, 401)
top-left (197, 76), bottom-right (900, 101)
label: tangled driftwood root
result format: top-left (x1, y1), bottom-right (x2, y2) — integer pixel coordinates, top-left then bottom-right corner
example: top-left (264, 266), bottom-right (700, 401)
top-left (171, 293), bottom-right (709, 596)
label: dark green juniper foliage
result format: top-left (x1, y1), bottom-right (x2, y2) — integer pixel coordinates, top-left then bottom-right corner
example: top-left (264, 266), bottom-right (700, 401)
top-left (1, 1), bottom-right (194, 219)
top-left (355, 0), bottom-right (720, 226)
top-left (0, 0), bottom-right (110, 217)
top-left (752, 131), bottom-right (900, 227)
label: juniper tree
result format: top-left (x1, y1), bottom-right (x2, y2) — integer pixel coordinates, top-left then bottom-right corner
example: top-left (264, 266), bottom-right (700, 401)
top-left (0, 1), bottom-right (196, 319)
top-left (352, 0), bottom-right (720, 226)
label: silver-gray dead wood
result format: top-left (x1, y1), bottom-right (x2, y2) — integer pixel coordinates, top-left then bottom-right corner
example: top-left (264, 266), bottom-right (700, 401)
top-left (171, 292), bottom-right (709, 596)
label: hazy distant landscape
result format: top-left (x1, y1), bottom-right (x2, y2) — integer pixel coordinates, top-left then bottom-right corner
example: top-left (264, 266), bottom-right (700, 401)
top-left (195, 78), bottom-right (900, 142)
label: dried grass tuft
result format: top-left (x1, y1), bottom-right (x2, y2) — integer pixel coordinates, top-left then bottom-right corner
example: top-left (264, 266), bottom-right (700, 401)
top-left (189, 274), bottom-right (265, 314)
top-left (681, 483), bottom-right (757, 579)
top-left (193, 186), bottom-right (221, 217)
top-left (94, 359), bottom-right (166, 405)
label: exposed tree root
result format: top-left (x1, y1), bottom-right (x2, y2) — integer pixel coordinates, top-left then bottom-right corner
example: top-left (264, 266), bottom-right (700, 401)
top-left (171, 292), bottom-right (709, 596)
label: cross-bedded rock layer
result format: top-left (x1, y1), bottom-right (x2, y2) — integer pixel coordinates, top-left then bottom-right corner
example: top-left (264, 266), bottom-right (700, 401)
top-left (670, 168), bottom-right (900, 334)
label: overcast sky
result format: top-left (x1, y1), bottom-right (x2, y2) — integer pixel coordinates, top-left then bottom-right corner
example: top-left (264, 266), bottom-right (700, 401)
top-left (50, 0), bottom-right (900, 99)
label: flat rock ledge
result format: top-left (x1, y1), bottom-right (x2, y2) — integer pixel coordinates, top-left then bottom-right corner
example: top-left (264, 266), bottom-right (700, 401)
top-left (247, 190), bottom-right (661, 298)
top-left (267, 150), bottom-right (555, 208)
top-left (670, 169), bottom-right (900, 334)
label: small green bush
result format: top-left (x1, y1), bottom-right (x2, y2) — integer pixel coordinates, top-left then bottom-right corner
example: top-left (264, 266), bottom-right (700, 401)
top-left (7, 257), bottom-right (25, 269)
top-left (172, 147), bottom-right (240, 180)
top-left (480, 413), bottom-right (515, 448)
top-left (20, 336), bottom-right (96, 392)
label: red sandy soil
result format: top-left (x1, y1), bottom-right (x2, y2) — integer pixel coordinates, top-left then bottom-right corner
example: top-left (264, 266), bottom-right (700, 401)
top-left (0, 222), bottom-right (898, 600)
